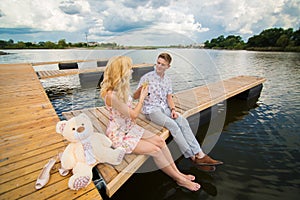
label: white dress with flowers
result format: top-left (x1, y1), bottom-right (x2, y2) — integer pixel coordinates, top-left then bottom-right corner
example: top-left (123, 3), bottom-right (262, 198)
top-left (105, 95), bottom-right (144, 153)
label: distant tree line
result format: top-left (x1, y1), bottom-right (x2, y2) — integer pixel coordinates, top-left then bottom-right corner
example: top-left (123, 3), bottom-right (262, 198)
top-left (204, 27), bottom-right (300, 52)
top-left (1, 27), bottom-right (299, 52)
top-left (0, 39), bottom-right (120, 49)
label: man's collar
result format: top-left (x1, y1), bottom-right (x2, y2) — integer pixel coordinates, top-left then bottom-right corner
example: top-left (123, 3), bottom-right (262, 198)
top-left (154, 70), bottom-right (165, 79)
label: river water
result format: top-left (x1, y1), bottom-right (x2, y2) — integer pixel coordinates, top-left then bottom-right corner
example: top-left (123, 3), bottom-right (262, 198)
top-left (1, 49), bottom-right (299, 200)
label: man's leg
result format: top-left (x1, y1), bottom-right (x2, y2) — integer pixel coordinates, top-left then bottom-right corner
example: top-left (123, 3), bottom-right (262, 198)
top-left (174, 114), bottom-right (204, 157)
top-left (146, 109), bottom-right (194, 158)
top-left (172, 112), bottom-right (223, 165)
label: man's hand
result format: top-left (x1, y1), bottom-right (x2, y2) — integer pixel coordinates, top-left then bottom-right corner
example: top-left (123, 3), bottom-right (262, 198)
top-left (171, 109), bottom-right (178, 119)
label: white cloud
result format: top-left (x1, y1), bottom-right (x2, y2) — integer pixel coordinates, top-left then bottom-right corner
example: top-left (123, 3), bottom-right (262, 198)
top-left (0, 0), bottom-right (90, 32)
top-left (106, 28), bottom-right (196, 46)
top-left (0, 0), bottom-right (299, 44)
top-left (152, 6), bottom-right (208, 36)
top-left (94, 0), bottom-right (209, 42)
top-left (185, 0), bottom-right (299, 41)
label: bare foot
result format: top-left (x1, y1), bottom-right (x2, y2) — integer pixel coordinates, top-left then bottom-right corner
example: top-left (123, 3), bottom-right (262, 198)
top-left (177, 178), bottom-right (201, 191)
top-left (181, 173), bottom-right (195, 181)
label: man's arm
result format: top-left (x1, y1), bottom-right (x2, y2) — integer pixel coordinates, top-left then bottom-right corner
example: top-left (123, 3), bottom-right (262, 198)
top-left (167, 94), bottom-right (178, 119)
top-left (167, 94), bottom-right (175, 110)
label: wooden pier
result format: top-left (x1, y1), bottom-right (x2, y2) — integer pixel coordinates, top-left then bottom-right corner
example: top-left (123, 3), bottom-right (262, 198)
top-left (0, 63), bottom-right (102, 199)
top-left (0, 60), bottom-right (266, 199)
top-left (62, 75), bottom-right (266, 198)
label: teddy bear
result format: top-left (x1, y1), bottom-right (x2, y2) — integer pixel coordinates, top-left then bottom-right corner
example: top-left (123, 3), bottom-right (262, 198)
top-left (56, 113), bottom-right (126, 190)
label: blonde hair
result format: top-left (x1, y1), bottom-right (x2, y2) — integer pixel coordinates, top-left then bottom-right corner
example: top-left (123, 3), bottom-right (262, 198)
top-left (100, 56), bottom-right (133, 103)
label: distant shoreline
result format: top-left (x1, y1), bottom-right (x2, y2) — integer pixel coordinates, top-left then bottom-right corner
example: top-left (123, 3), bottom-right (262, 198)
top-left (1, 47), bottom-right (300, 53)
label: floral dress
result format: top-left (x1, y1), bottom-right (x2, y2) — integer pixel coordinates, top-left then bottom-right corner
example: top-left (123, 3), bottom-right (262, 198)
top-left (105, 95), bottom-right (144, 153)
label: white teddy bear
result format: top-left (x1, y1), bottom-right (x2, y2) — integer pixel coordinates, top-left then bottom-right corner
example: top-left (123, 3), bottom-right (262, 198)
top-left (56, 113), bottom-right (125, 190)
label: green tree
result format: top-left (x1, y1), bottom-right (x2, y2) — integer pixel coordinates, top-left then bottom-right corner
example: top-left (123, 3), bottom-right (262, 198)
top-left (204, 35), bottom-right (245, 49)
top-left (291, 28), bottom-right (300, 46)
top-left (276, 34), bottom-right (289, 47)
top-left (25, 42), bottom-right (33, 48)
top-left (44, 41), bottom-right (56, 49)
top-left (16, 41), bottom-right (26, 48)
top-left (8, 39), bottom-right (14, 44)
top-left (58, 39), bottom-right (67, 48)
top-left (223, 35), bottom-right (244, 49)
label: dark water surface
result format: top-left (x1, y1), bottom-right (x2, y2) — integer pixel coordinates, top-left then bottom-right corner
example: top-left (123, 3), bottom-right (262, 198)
top-left (1, 49), bottom-right (299, 199)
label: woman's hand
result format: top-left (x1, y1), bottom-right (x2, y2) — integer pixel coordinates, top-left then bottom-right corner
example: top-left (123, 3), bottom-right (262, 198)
top-left (140, 85), bottom-right (148, 102)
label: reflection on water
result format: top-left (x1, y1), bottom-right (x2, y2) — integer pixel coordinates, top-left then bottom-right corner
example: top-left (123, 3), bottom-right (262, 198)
top-left (2, 49), bottom-right (299, 199)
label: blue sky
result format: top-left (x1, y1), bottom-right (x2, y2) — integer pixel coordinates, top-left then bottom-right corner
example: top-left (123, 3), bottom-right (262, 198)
top-left (0, 0), bottom-right (299, 46)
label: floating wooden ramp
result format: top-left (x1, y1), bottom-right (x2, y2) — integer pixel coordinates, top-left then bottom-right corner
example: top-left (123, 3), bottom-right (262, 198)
top-left (36, 63), bottom-right (153, 79)
top-left (0, 61), bottom-right (265, 199)
top-left (62, 75), bottom-right (266, 198)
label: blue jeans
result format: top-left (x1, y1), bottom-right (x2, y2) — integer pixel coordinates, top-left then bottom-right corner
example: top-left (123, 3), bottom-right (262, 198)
top-left (146, 108), bottom-right (203, 158)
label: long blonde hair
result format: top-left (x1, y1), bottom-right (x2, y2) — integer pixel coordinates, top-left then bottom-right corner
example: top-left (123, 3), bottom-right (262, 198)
top-left (100, 56), bottom-right (133, 103)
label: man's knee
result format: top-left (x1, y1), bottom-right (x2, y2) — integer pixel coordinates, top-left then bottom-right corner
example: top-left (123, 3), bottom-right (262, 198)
top-left (176, 115), bottom-right (189, 126)
top-left (148, 112), bottom-right (169, 126)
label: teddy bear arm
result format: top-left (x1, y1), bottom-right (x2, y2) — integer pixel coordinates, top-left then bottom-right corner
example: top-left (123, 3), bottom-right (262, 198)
top-left (93, 133), bottom-right (113, 147)
top-left (61, 144), bottom-right (77, 170)
top-left (95, 147), bottom-right (126, 166)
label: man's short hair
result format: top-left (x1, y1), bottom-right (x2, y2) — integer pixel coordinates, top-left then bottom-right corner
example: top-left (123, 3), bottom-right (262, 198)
top-left (158, 53), bottom-right (172, 64)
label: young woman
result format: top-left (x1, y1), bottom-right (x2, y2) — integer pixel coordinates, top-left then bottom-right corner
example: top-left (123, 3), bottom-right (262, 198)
top-left (100, 56), bottom-right (200, 191)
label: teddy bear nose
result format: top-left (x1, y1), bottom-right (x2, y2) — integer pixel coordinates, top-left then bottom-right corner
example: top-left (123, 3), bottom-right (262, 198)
top-left (77, 126), bottom-right (85, 133)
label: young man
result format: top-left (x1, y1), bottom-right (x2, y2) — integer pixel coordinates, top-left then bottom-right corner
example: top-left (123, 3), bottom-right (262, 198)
top-left (134, 53), bottom-right (223, 171)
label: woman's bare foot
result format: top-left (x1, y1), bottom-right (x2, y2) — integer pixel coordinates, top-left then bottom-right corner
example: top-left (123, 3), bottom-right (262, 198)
top-left (180, 173), bottom-right (195, 181)
top-left (176, 178), bottom-right (201, 191)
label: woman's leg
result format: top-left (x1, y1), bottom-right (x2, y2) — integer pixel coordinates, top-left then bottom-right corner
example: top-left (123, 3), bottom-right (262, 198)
top-left (134, 133), bottom-right (200, 190)
top-left (142, 131), bottom-right (195, 180)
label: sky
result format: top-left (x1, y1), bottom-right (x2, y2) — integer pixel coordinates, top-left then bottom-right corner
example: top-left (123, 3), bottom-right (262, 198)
top-left (0, 0), bottom-right (299, 46)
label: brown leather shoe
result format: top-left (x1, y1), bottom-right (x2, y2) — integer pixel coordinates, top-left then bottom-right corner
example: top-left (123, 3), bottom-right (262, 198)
top-left (193, 155), bottom-right (223, 166)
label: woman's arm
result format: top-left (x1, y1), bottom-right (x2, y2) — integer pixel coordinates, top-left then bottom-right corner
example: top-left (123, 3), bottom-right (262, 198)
top-left (133, 76), bottom-right (148, 100)
top-left (108, 87), bottom-right (148, 120)
top-left (133, 86), bottom-right (142, 99)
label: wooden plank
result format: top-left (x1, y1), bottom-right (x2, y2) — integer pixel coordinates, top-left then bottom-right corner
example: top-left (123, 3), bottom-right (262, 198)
top-left (37, 63), bottom-right (153, 79)
top-left (32, 59), bottom-right (109, 66)
top-left (0, 142), bottom-right (65, 168)
top-left (0, 63), bottom-right (102, 200)
top-left (96, 164), bottom-right (118, 183)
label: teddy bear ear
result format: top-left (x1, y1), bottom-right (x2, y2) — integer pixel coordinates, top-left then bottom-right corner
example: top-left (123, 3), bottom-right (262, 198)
top-left (56, 121), bottom-right (67, 134)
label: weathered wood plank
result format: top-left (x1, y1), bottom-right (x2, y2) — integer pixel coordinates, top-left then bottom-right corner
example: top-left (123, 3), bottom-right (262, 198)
top-left (0, 63), bottom-right (102, 200)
